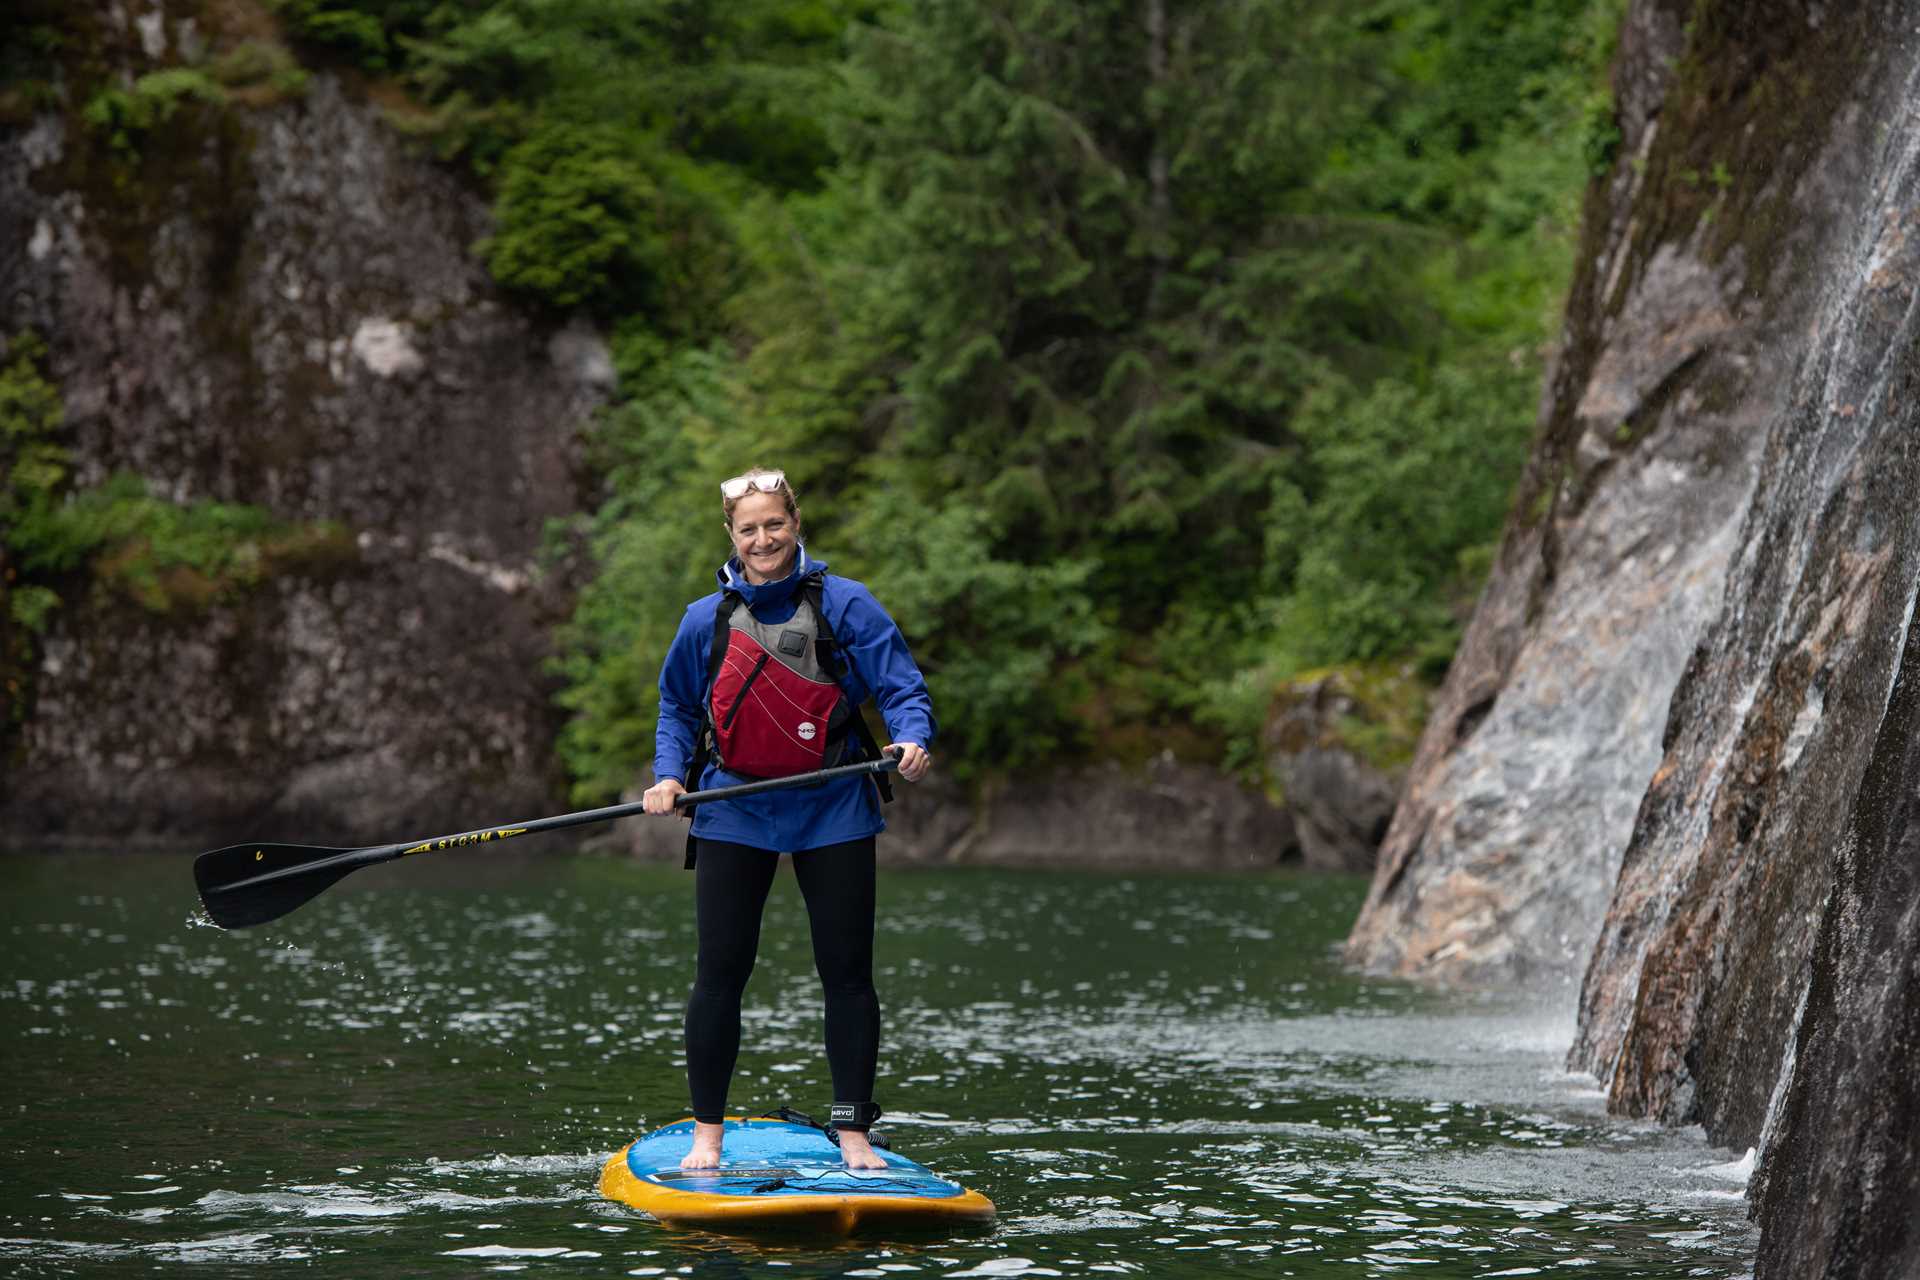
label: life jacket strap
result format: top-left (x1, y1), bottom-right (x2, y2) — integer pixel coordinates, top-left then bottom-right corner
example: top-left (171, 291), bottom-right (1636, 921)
top-left (802, 576), bottom-right (893, 805)
top-left (680, 594), bottom-right (742, 869)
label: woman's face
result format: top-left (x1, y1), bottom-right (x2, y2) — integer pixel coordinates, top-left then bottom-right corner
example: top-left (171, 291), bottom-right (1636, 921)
top-left (728, 490), bottom-right (800, 584)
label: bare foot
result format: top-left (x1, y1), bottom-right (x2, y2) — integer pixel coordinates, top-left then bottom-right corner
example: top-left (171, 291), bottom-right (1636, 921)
top-left (680, 1120), bottom-right (725, 1169)
top-left (836, 1129), bottom-right (888, 1170)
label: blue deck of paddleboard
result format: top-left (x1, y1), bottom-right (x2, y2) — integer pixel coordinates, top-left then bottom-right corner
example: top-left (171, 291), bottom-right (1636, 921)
top-left (626, 1119), bottom-right (968, 1200)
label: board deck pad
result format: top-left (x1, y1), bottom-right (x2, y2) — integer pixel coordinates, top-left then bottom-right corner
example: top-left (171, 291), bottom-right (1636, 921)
top-left (599, 1117), bottom-right (994, 1234)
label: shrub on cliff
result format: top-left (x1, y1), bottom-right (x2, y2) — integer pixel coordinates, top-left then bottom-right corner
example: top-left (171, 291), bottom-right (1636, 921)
top-left (82, 69), bottom-right (227, 155)
top-left (13, 473), bottom-right (354, 614)
top-left (269, 0), bottom-right (413, 72)
top-left (2, 332), bottom-right (354, 634)
top-left (482, 123), bottom-right (726, 325)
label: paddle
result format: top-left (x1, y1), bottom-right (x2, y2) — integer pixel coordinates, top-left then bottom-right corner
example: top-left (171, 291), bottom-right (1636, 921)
top-left (192, 754), bottom-right (901, 930)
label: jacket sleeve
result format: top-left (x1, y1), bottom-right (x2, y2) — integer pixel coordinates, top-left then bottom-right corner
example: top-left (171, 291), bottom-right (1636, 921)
top-left (653, 598), bottom-right (715, 783)
top-left (832, 579), bottom-right (937, 749)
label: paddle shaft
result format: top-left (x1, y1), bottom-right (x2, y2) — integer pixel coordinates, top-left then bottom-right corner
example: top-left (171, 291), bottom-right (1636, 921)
top-left (213, 755), bottom-right (900, 895)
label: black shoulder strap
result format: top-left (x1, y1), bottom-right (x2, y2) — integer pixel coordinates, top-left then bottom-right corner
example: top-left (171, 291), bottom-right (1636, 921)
top-left (682, 592), bottom-right (743, 870)
top-left (805, 576), bottom-right (893, 805)
top-left (708, 591), bottom-right (741, 685)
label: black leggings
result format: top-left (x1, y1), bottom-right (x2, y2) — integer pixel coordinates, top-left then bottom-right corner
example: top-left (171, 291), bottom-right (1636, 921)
top-left (685, 836), bottom-right (879, 1125)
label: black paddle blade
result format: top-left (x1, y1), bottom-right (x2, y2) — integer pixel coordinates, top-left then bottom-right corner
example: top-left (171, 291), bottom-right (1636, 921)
top-left (193, 842), bottom-right (365, 929)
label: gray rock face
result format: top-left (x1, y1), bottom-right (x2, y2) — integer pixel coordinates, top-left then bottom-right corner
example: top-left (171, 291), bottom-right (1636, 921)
top-left (1344, 0), bottom-right (1776, 985)
top-left (1263, 675), bottom-right (1399, 875)
top-left (0, 72), bottom-right (606, 847)
top-left (1567, 6), bottom-right (1920, 1150)
top-left (1751, 575), bottom-right (1920, 1280)
top-left (1347, 1), bottom-right (1920, 1274)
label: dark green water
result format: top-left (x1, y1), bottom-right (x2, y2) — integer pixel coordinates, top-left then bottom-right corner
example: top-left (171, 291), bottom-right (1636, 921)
top-left (1, 851), bottom-right (1756, 1277)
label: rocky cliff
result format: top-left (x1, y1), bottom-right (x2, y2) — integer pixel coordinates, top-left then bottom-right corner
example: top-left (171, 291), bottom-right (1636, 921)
top-left (0, 6), bottom-right (609, 847)
top-left (1751, 561), bottom-right (1920, 1278)
top-left (1348, 2), bottom-right (1920, 1275)
top-left (1344, 0), bottom-right (1781, 985)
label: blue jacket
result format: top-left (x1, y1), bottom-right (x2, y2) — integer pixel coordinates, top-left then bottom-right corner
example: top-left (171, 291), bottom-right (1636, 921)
top-left (652, 549), bottom-right (936, 851)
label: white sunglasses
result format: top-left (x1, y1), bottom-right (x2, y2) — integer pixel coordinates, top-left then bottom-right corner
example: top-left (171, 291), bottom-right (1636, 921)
top-left (720, 470), bottom-right (787, 500)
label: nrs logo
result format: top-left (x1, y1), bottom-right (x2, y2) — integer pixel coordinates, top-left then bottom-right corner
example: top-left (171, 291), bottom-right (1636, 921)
top-left (797, 722), bottom-right (818, 740)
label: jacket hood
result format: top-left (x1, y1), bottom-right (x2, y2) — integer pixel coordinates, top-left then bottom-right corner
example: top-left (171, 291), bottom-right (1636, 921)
top-left (717, 546), bottom-right (824, 609)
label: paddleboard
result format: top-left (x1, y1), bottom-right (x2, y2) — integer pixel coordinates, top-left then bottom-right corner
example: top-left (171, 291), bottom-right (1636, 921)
top-left (599, 1115), bottom-right (995, 1234)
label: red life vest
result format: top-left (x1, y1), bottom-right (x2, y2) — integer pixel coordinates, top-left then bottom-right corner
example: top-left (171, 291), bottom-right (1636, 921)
top-left (706, 581), bottom-right (854, 779)
top-left (679, 574), bottom-right (894, 870)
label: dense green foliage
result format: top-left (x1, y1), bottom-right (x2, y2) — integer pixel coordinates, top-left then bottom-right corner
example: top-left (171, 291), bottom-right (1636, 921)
top-left (544, 0), bottom-right (1616, 794)
top-left (270, 1), bottom-right (1616, 793)
top-left (527, 0), bottom-right (1624, 794)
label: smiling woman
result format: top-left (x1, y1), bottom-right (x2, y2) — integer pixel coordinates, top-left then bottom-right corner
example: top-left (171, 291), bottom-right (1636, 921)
top-left (634, 466), bottom-right (937, 1175)
top-left (722, 468), bottom-right (802, 584)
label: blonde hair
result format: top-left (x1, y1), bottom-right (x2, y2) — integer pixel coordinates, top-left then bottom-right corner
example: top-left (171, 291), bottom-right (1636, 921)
top-left (721, 467), bottom-right (803, 532)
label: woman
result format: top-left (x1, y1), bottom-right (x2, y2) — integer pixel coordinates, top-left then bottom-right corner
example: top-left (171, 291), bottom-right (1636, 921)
top-left (641, 468), bottom-right (934, 1171)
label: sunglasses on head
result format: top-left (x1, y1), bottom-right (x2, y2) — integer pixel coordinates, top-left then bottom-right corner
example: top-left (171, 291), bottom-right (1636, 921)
top-left (721, 470), bottom-right (787, 500)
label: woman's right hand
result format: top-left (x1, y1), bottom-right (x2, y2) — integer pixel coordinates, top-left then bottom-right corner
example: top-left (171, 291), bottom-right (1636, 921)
top-left (643, 777), bottom-right (688, 817)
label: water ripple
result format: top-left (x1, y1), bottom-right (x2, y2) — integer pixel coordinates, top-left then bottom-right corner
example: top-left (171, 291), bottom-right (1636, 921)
top-left (0, 857), bottom-right (1754, 1278)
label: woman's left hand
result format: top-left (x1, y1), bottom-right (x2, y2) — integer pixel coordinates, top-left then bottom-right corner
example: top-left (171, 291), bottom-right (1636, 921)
top-left (891, 742), bottom-right (932, 783)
